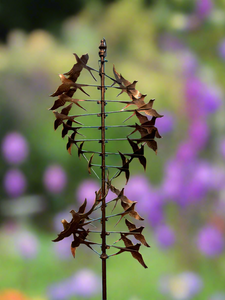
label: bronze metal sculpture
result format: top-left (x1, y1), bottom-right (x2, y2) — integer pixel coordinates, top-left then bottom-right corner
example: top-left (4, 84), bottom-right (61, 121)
top-left (49, 38), bottom-right (163, 300)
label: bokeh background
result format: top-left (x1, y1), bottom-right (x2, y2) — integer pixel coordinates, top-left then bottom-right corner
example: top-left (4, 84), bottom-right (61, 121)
top-left (1, 0), bottom-right (225, 299)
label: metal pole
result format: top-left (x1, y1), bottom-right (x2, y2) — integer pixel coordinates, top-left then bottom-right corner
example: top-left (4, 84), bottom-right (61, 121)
top-left (99, 38), bottom-right (107, 300)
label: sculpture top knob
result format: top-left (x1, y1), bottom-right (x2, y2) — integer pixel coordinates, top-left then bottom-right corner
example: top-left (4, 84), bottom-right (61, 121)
top-left (99, 38), bottom-right (107, 58)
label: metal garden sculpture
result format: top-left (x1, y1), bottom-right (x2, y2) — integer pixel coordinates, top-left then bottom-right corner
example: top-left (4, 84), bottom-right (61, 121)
top-left (49, 38), bottom-right (163, 300)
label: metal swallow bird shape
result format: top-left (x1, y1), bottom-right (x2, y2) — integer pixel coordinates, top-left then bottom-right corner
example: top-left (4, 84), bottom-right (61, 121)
top-left (125, 219), bottom-right (150, 247)
top-left (50, 74), bottom-right (90, 97)
top-left (127, 137), bottom-right (146, 170)
top-left (53, 198), bottom-right (100, 259)
top-left (61, 121), bottom-right (83, 138)
top-left (108, 183), bottom-right (144, 221)
top-left (64, 53), bottom-right (89, 82)
top-left (108, 182), bottom-right (135, 212)
top-left (128, 122), bottom-right (161, 139)
top-left (73, 53), bottom-right (97, 81)
top-left (76, 141), bottom-right (85, 159)
top-left (113, 65), bottom-right (142, 99)
top-left (137, 99), bottom-right (163, 118)
top-left (114, 202), bottom-right (141, 226)
top-left (112, 242), bottom-right (141, 256)
top-left (53, 103), bottom-right (83, 130)
top-left (134, 111), bottom-right (162, 137)
top-left (116, 80), bottom-right (139, 98)
top-left (121, 199), bottom-right (144, 221)
top-left (52, 197), bottom-right (98, 243)
top-left (67, 132), bottom-right (84, 155)
top-left (121, 93), bottom-right (147, 110)
top-left (114, 151), bottom-right (130, 184)
top-left (120, 234), bottom-right (148, 268)
top-left (88, 154), bottom-right (95, 174)
top-left (49, 92), bottom-right (86, 111)
top-left (78, 198), bottom-right (87, 214)
top-left (129, 123), bottom-right (159, 154)
top-left (135, 110), bottom-right (156, 126)
top-left (113, 222), bottom-right (149, 246)
top-left (94, 184), bottom-right (110, 207)
top-left (123, 96), bottom-right (163, 119)
top-left (71, 229), bottom-right (90, 258)
top-left (52, 213), bottom-right (82, 243)
top-left (71, 230), bottom-right (98, 258)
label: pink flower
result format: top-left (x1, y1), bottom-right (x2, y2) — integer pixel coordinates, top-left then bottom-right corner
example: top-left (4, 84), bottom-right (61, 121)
top-left (154, 225), bottom-right (176, 249)
top-left (14, 230), bottom-right (39, 259)
top-left (3, 168), bottom-right (27, 198)
top-left (2, 132), bottom-right (29, 165)
top-left (196, 225), bottom-right (224, 257)
top-left (43, 164), bottom-right (67, 194)
top-left (76, 179), bottom-right (100, 209)
top-left (70, 269), bottom-right (101, 297)
top-left (195, 0), bottom-right (213, 19)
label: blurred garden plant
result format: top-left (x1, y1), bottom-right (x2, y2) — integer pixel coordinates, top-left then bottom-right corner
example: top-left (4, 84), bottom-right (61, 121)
top-left (48, 39), bottom-right (163, 299)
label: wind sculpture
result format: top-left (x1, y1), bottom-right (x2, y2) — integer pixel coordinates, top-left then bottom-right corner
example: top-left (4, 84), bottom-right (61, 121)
top-left (49, 39), bottom-right (163, 300)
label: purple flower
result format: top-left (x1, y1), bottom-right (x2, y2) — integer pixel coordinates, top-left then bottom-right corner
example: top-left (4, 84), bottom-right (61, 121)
top-left (195, 0), bottom-right (213, 19)
top-left (124, 175), bottom-right (164, 226)
top-left (179, 51), bottom-right (199, 76)
top-left (148, 198), bottom-right (164, 227)
top-left (70, 269), bottom-right (101, 298)
top-left (185, 77), bottom-right (222, 119)
top-left (188, 119), bottom-right (209, 151)
top-left (1, 132), bottom-right (29, 165)
top-left (53, 236), bottom-right (73, 260)
top-left (76, 179), bottom-right (100, 210)
top-left (47, 279), bottom-right (73, 300)
top-left (185, 77), bottom-right (203, 119)
top-left (158, 33), bottom-right (185, 52)
top-left (182, 160), bottom-right (213, 204)
top-left (176, 140), bottom-right (198, 161)
top-left (196, 225), bottom-right (224, 257)
top-left (200, 84), bottom-right (222, 114)
top-left (162, 158), bottom-right (185, 202)
top-left (124, 174), bottom-right (151, 211)
top-left (218, 39), bottom-right (225, 60)
top-left (154, 224), bottom-right (176, 249)
top-left (3, 168), bottom-right (27, 198)
top-left (148, 194), bottom-right (165, 228)
top-left (43, 164), bottom-right (67, 194)
top-left (47, 269), bottom-right (101, 300)
top-left (155, 111), bottom-right (175, 135)
top-left (163, 157), bottom-right (215, 206)
top-left (159, 271), bottom-right (203, 299)
top-left (219, 139), bottom-right (225, 158)
top-left (14, 229), bottom-right (39, 259)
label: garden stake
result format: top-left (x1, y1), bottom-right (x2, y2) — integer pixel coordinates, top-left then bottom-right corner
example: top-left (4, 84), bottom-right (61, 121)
top-left (99, 38), bottom-right (107, 300)
top-left (49, 38), bottom-right (163, 300)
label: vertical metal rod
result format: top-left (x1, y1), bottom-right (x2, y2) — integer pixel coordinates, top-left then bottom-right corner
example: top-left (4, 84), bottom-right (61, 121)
top-left (99, 38), bottom-right (107, 300)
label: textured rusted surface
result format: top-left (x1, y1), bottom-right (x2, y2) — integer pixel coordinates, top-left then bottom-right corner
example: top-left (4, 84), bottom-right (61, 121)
top-left (99, 38), bottom-right (107, 300)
